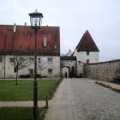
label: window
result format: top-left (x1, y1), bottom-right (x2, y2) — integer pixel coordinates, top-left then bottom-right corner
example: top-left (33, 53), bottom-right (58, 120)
top-left (48, 58), bottom-right (53, 64)
top-left (29, 58), bottom-right (34, 64)
top-left (44, 35), bottom-right (47, 47)
top-left (86, 51), bottom-right (89, 55)
top-left (10, 58), bottom-right (15, 62)
top-left (86, 59), bottom-right (89, 64)
top-left (0, 58), bottom-right (2, 62)
top-left (38, 58), bottom-right (41, 63)
top-left (14, 68), bottom-right (18, 73)
top-left (48, 69), bottom-right (53, 74)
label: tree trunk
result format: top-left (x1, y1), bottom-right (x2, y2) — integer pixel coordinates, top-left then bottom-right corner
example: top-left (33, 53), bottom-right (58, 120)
top-left (40, 69), bottom-right (41, 79)
top-left (16, 70), bottom-right (18, 85)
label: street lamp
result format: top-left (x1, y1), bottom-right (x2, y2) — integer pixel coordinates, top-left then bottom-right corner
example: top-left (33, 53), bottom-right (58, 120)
top-left (29, 9), bottom-right (43, 120)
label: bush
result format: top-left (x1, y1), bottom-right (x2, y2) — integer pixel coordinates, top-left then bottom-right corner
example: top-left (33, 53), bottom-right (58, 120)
top-left (19, 74), bottom-right (30, 78)
top-left (36, 74), bottom-right (40, 78)
top-left (25, 74), bottom-right (30, 78)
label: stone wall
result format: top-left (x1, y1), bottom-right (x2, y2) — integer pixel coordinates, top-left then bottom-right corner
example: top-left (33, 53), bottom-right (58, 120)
top-left (84, 59), bottom-right (120, 81)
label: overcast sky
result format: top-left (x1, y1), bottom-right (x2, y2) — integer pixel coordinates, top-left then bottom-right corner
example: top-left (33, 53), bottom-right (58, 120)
top-left (0, 0), bottom-right (120, 62)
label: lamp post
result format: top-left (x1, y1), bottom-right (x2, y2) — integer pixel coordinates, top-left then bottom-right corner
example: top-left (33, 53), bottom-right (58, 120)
top-left (29, 9), bottom-right (43, 120)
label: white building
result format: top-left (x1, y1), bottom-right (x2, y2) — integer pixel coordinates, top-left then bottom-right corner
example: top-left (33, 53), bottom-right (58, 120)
top-left (0, 24), bottom-right (99, 78)
top-left (73, 30), bottom-right (99, 74)
top-left (0, 24), bottom-right (60, 78)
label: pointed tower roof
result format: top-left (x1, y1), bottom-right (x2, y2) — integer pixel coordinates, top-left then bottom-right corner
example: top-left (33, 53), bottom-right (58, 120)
top-left (76, 30), bottom-right (99, 52)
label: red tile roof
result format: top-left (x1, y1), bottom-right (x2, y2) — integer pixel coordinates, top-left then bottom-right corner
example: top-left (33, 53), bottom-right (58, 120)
top-left (76, 30), bottom-right (99, 52)
top-left (0, 25), bottom-right (60, 56)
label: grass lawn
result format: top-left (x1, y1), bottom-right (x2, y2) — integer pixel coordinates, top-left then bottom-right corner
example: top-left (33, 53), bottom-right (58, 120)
top-left (109, 81), bottom-right (120, 85)
top-left (95, 82), bottom-right (120, 93)
top-left (0, 107), bottom-right (48, 120)
top-left (0, 79), bottom-right (59, 101)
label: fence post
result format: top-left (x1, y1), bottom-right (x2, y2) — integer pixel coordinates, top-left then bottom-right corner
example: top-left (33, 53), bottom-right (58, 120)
top-left (46, 96), bottom-right (48, 107)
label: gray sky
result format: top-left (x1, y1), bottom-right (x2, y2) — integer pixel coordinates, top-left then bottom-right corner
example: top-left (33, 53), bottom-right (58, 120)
top-left (0, 0), bottom-right (120, 62)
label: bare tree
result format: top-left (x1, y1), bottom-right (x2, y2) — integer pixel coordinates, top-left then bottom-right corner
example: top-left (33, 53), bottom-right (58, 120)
top-left (11, 55), bottom-right (30, 85)
top-left (37, 58), bottom-right (47, 79)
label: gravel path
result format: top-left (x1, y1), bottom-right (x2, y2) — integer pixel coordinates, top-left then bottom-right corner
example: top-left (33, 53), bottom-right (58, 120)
top-left (45, 78), bottom-right (120, 120)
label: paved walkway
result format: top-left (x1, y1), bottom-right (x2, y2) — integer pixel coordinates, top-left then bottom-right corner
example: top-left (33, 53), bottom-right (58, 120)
top-left (45, 78), bottom-right (120, 120)
top-left (0, 101), bottom-right (46, 107)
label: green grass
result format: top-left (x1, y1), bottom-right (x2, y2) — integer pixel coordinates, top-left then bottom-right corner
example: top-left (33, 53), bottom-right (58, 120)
top-left (95, 82), bottom-right (120, 93)
top-left (109, 81), bottom-right (120, 85)
top-left (0, 79), bottom-right (59, 101)
top-left (0, 107), bottom-right (48, 120)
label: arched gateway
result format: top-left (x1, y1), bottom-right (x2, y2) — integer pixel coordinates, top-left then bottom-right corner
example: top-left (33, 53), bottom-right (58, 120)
top-left (60, 56), bottom-right (77, 78)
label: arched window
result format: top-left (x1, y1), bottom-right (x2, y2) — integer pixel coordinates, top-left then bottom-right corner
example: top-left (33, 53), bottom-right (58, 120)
top-left (44, 35), bottom-right (47, 47)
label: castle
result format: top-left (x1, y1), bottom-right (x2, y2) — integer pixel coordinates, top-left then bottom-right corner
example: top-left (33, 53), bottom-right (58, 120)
top-left (0, 24), bottom-right (99, 78)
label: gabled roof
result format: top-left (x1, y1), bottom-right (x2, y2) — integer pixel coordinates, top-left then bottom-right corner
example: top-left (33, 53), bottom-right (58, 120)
top-left (60, 56), bottom-right (76, 60)
top-left (0, 25), bottom-right (60, 56)
top-left (65, 50), bottom-right (72, 56)
top-left (76, 30), bottom-right (99, 52)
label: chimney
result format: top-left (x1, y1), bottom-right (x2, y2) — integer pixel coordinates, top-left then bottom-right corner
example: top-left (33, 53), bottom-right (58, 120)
top-left (13, 23), bottom-right (16, 33)
top-left (24, 22), bottom-right (27, 26)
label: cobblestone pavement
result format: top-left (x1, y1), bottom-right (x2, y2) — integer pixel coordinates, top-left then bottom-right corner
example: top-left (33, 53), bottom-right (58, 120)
top-left (45, 78), bottom-right (120, 120)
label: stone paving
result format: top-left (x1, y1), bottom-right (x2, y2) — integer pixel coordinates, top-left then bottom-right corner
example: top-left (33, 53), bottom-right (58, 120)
top-left (45, 78), bottom-right (120, 120)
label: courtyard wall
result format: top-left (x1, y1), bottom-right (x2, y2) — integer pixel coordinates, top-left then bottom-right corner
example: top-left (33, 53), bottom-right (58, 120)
top-left (84, 59), bottom-right (120, 81)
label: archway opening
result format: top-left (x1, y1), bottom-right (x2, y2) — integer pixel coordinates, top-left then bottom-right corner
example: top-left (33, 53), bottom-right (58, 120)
top-left (62, 66), bottom-right (69, 78)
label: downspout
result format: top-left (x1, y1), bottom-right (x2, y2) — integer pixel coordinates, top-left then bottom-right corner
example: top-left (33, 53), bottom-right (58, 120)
top-left (4, 55), bottom-right (5, 79)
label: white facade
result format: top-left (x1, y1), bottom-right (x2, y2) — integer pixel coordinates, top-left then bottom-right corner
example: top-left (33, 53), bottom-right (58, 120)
top-left (74, 50), bottom-right (99, 63)
top-left (0, 55), bottom-right (60, 78)
top-left (73, 50), bottom-right (99, 74)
